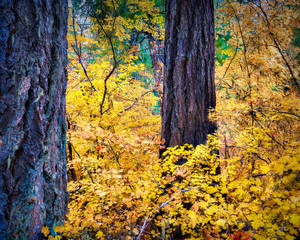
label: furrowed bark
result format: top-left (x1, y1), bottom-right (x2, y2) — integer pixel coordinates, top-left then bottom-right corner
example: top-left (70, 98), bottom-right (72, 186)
top-left (161, 0), bottom-right (216, 153)
top-left (0, 0), bottom-right (68, 239)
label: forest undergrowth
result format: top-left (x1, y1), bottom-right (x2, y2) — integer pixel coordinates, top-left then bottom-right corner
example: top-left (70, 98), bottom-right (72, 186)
top-left (43, 0), bottom-right (300, 239)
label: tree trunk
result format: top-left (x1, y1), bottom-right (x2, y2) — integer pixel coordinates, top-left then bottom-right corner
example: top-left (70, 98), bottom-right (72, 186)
top-left (161, 0), bottom-right (216, 153)
top-left (0, 0), bottom-right (68, 239)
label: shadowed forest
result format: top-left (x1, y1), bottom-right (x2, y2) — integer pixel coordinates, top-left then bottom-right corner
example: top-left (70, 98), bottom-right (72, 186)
top-left (0, 0), bottom-right (299, 239)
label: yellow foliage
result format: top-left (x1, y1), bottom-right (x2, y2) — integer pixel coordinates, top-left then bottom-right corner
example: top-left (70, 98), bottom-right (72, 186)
top-left (41, 226), bottom-right (49, 237)
top-left (51, 0), bottom-right (300, 239)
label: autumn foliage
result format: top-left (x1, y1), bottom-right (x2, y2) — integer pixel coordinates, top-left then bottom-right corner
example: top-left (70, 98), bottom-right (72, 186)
top-left (44, 0), bottom-right (299, 239)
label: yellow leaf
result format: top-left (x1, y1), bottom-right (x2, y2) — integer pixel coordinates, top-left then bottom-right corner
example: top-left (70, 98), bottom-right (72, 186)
top-left (41, 226), bottom-right (49, 236)
top-left (133, 228), bottom-right (139, 235)
top-left (290, 214), bottom-right (300, 228)
top-left (215, 219), bottom-right (227, 227)
top-left (96, 230), bottom-right (104, 239)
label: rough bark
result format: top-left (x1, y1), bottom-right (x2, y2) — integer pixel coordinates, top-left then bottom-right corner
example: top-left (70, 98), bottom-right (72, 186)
top-left (161, 0), bottom-right (216, 152)
top-left (0, 0), bottom-right (68, 239)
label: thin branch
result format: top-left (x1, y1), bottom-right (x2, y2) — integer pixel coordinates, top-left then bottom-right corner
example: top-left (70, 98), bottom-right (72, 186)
top-left (136, 185), bottom-right (202, 239)
top-left (254, 118), bottom-right (286, 149)
top-left (147, 166), bottom-right (164, 193)
top-left (271, 109), bottom-right (300, 119)
top-left (134, 225), bottom-right (165, 239)
top-left (256, 2), bottom-right (299, 90)
top-left (71, 5), bottom-right (96, 91)
top-left (87, 3), bottom-right (120, 115)
top-left (100, 63), bottom-right (118, 115)
top-left (121, 90), bottom-right (155, 113)
top-left (137, 215), bottom-right (149, 240)
top-left (228, 1), bottom-right (252, 79)
top-left (89, 5), bottom-right (118, 64)
top-left (167, 211), bottom-right (172, 240)
top-left (69, 142), bottom-right (94, 183)
top-left (222, 43), bottom-right (239, 79)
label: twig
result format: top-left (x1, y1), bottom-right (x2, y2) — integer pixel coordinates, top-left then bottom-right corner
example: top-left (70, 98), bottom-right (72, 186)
top-left (100, 63), bottom-right (118, 115)
top-left (134, 225), bottom-right (165, 239)
top-left (71, 4), bottom-right (96, 91)
top-left (69, 142), bottom-right (94, 183)
top-left (136, 185), bottom-right (202, 239)
top-left (222, 42), bottom-right (239, 79)
top-left (148, 166), bottom-right (164, 193)
top-left (122, 90), bottom-right (155, 113)
top-left (167, 211), bottom-right (172, 240)
top-left (256, 2), bottom-right (299, 90)
top-left (272, 109), bottom-right (300, 119)
top-left (137, 215), bottom-right (149, 240)
top-left (86, 2), bottom-right (120, 115)
top-left (254, 118), bottom-right (286, 149)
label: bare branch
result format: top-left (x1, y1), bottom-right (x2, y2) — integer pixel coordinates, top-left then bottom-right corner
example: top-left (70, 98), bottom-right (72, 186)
top-left (71, 5), bottom-right (96, 91)
top-left (136, 185), bottom-right (202, 239)
top-left (122, 90), bottom-right (155, 113)
top-left (256, 2), bottom-right (299, 90)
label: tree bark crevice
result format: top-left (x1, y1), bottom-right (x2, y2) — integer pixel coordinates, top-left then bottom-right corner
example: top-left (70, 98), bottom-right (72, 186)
top-left (0, 1), bottom-right (68, 239)
top-left (161, 0), bottom-right (216, 154)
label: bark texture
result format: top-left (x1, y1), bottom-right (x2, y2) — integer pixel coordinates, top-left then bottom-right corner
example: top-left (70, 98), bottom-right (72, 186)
top-left (161, 0), bottom-right (216, 151)
top-left (0, 0), bottom-right (68, 239)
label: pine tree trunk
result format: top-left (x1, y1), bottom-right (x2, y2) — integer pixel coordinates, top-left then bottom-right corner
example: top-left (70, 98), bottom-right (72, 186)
top-left (0, 0), bottom-right (68, 239)
top-left (161, 0), bottom-right (216, 152)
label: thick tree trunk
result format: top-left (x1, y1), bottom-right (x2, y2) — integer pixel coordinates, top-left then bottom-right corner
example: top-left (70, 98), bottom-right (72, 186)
top-left (0, 0), bottom-right (68, 239)
top-left (161, 0), bottom-right (216, 152)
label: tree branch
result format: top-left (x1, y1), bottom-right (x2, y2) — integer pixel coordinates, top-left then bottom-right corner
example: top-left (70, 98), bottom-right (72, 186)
top-left (72, 5), bottom-right (96, 91)
top-left (136, 185), bottom-right (202, 239)
top-left (256, 2), bottom-right (299, 90)
top-left (121, 90), bottom-right (155, 113)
